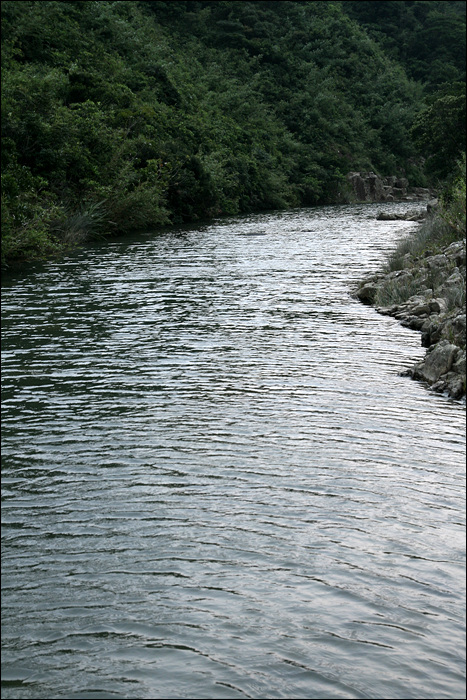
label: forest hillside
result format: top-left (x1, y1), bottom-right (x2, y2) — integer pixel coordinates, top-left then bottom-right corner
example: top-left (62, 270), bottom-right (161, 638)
top-left (1, 0), bottom-right (465, 264)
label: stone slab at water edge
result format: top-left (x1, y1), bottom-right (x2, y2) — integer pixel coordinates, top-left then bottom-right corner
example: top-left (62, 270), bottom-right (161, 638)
top-left (355, 239), bottom-right (466, 400)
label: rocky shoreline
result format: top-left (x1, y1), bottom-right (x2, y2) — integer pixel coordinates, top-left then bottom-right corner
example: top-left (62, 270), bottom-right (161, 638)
top-left (355, 211), bottom-right (466, 400)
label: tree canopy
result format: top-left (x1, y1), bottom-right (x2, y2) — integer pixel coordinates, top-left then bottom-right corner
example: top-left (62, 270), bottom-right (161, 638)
top-left (1, 0), bottom-right (465, 264)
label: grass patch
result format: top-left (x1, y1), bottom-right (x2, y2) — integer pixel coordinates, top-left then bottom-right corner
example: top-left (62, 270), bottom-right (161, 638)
top-left (385, 215), bottom-right (460, 272)
top-left (444, 277), bottom-right (466, 311)
top-left (385, 156), bottom-right (466, 272)
top-left (374, 275), bottom-right (423, 307)
top-left (50, 200), bottom-right (110, 246)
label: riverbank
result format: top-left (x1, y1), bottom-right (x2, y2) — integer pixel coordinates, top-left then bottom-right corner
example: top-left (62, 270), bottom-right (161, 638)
top-left (355, 208), bottom-right (466, 400)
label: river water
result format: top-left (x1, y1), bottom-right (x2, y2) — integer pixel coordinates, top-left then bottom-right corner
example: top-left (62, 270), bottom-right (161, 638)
top-left (1, 203), bottom-right (465, 700)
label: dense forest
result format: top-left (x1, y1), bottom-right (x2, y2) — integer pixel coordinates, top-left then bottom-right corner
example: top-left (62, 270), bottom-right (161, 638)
top-left (1, 0), bottom-right (465, 265)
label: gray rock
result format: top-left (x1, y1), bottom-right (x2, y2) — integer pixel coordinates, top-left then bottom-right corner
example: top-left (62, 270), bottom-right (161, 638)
top-left (428, 298), bottom-right (446, 314)
top-left (376, 210), bottom-right (425, 221)
top-left (447, 376), bottom-right (465, 399)
top-left (443, 270), bottom-right (464, 288)
top-left (411, 303), bottom-right (431, 316)
top-left (410, 187), bottom-right (430, 196)
top-left (438, 372), bottom-right (465, 399)
top-left (356, 282), bottom-right (378, 304)
top-left (453, 351), bottom-right (466, 376)
top-left (425, 254), bottom-right (448, 270)
top-left (415, 340), bottom-right (458, 383)
top-left (406, 294), bottom-right (426, 305)
top-left (355, 230), bottom-right (465, 399)
top-left (403, 316), bottom-right (426, 331)
top-left (395, 177), bottom-right (409, 189)
top-left (445, 241), bottom-right (466, 266)
top-left (347, 171), bottom-right (416, 202)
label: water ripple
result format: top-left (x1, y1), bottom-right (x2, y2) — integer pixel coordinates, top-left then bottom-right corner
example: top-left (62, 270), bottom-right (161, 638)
top-left (2, 203), bottom-right (465, 699)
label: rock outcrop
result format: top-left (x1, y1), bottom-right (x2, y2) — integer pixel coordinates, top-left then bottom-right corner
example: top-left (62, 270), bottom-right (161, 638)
top-left (376, 209), bottom-right (427, 221)
top-left (347, 171), bottom-right (434, 203)
top-left (355, 238), bottom-right (466, 400)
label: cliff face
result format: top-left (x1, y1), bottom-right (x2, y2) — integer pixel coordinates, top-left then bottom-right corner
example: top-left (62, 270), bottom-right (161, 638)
top-left (347, 171), bottom-right (434, 203)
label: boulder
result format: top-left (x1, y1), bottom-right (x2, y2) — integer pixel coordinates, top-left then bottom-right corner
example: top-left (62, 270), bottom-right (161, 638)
top-left (395, 177), bottom-right (409, 189)
top-left (356, 282), bottom-right (378, 304)
top-left (347, 173), bottom-right (368, 201)
top-left (409, 187), bottom-right (431, 198)
top-left (366, 173), bottom-right (384, 200)
top-left (444, 241), bottom-right (466, 267)
top-left (411, 303), bottom-right (431, 316)
top-left (453, 350), bottom-right (466, 376)
top-left (425, 254), bottom-right (448, 270)
top-left (413, 340), bottom-right (458, 383)
top-left (428, 298), bottom-right (445, 314)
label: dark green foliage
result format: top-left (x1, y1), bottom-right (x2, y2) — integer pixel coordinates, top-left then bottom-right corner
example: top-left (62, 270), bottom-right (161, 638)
top-left (1, 0), bottom-right (465, 265)
top-left (411, 85), bottom-right (466, 180)
top-left (341, 1), bottom-right (466, 89)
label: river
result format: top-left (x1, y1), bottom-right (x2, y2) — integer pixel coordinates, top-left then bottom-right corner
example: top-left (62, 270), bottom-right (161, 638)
top-left (1, 203), bottom-right (465, 699)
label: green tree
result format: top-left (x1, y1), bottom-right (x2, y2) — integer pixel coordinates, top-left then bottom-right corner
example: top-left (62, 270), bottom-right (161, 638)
top-left (411, 87), bottom-right (466, 180)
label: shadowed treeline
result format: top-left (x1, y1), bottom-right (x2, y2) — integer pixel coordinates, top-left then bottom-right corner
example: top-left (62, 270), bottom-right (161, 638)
top-left (1, 0), bottom-right (465, 265)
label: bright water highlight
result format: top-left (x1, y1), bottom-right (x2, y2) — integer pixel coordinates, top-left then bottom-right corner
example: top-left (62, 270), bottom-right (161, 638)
top-left (2, 204), bottom-right (465, 699)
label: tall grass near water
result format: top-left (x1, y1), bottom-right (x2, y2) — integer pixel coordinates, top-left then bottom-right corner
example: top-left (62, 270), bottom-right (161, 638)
top-left (375, 157), bottom-right (466, 308)
top-left (387, 158), bottom-right (465, 271)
